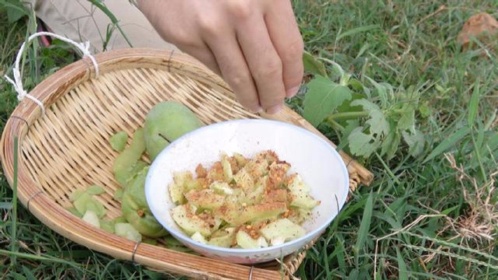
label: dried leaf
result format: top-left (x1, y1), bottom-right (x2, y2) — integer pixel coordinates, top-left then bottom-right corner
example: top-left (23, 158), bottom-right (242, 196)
top-left (457, 12), bottom-right (498, 52)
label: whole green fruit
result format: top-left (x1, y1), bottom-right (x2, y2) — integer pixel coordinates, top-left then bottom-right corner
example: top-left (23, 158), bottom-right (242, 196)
top-left (121, 167), bottom-right (168, 238)
top-left (144, 101), bottom-right (203, 160)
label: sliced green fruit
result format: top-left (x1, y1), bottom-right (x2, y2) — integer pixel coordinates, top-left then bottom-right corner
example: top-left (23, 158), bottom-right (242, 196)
top-left (236, 230), bottom-right (268, 249)
top-left (112, 128), bottom-right (146, 187)
top-left (121, 167), bottom-right (168, 238)
top-left (207, 227), bottom-right (236, 248)
top-left (260, 218), bottom-right (306, 246)
top-left (171, 204), bottom-right (212, 236)
top-left (115, 223), bottom-right (142, 242)
top-left (82, 210), bottom-right (100, 228)
top-left (109, 131), bottom-right (128, 152)
top-left (184, 189), bottom-right (225, 210)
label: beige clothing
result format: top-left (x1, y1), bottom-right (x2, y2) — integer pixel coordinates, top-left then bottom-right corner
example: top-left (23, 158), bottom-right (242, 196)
top-left (25, 0), bottom-right (177, 52)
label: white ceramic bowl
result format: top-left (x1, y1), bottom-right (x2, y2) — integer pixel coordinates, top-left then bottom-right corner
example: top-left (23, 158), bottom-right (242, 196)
top-left (145, 119), bottom-right (349, 264)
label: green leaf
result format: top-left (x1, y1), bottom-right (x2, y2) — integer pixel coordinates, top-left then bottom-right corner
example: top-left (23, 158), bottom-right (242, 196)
top-left (364, 76), bottom-right (393, 108)
top-left (418, 102), bottom-right (432, 118)
top-left (487, 132), bottom-right (498, 151)
top-left (303, 76), bottom-right (353, 126)
top-left (351, 99), bottom-right (390, 136)
top-left (402, 129), bottom-right (425, 158)
top-left (337, 119), bottom-right (360, 151)
top-left (345, 99), bottom-right (391, 158)
top-left (397, 106), bottom-right (416, 131)
top-left (381, 128), bottom-right (401, 160)
top-left (348, 127), bottom-right (380, 158)
top-left (423, 126), bottom-right (471, 163)
top-left (4, 0), bottom-right (28, 23)
top-left (302, 51), bottom-right (327, 76)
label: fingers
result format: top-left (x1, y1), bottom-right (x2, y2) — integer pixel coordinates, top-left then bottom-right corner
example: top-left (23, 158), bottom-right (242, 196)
top-left (264, 0), bottom-right (304, 98)
top-left (205, 38), bottom-right (261, 113)
top-left (180, 44), bottom-right (222, 76)
top-left (199, 12), bottom-right (261, 112)
top-left (235, 11), bottom-right (287, 114)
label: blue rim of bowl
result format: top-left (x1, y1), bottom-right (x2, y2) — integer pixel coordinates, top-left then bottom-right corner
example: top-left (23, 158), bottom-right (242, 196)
top-left (145, 118), bottom-right (350, 255)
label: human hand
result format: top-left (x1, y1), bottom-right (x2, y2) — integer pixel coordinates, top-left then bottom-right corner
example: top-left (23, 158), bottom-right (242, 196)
top-left (138, 0), bottom-right (304, 114)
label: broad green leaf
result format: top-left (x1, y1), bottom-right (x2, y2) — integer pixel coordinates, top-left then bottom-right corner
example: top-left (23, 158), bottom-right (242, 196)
top-left (302, 51), bottom-right (327, 76)
top-left (351, 99), bottom-right (390, 136)
top-left (418, 102), bottom-right (432, 118)
top-left (337, 119), bottom-right (360, 151)
top-left (487, 132), bottom-right (498, 151)
top-left (423, 126), bottom-right (471, 163)
top-left (348, 127), bottom-right (380, 158)
top-left (347, 78), bottom-right (365, 92)
top-left (402, 129), bottom-right (425, 158)
top-left (381, 128), bottom-right (401, 160)
top-left (364, 76), bottom-right (393, 108)
top-left (4, 0), bottom-right (28, 23)
top-left (468, 83), bottom-right (480, 125)
top-left (303, 76), bottom-right (353, 126)
top-left (397, 105), bottom-right (416, 131)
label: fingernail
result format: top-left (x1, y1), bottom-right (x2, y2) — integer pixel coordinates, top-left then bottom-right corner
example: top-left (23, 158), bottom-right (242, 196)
top-left (266, 104), bottom-right (283, 115)
top-left (286, 86), bottom-right (300, 98)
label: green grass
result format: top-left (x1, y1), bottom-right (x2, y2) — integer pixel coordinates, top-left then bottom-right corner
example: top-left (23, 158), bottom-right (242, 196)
top-left (1, 0), bottom-right (497, 279)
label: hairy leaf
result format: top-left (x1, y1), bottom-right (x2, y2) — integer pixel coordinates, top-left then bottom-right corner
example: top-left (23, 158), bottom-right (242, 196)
top-left (348, 127), bottom-right (381, 157)
top-left (351, 99), bottom-right (390, 136)
top-left (303, 76), bottom-right (352, 126)
top-left (381, 129), bottom-right (401, 160)
top-left (402, 129), bottom-right (425, 158)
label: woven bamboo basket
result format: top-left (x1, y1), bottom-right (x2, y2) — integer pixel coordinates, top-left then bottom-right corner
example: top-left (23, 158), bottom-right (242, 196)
top-left (1, 48), bottom-right (373, 279)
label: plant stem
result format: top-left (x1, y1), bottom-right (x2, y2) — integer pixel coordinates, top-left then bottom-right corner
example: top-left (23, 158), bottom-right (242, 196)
top-left (88, 0), bottom-right (133, 48)
top-left (327, 111), bottom-right (369, 121)
top-left (327, 119), bottom-right (346, 132)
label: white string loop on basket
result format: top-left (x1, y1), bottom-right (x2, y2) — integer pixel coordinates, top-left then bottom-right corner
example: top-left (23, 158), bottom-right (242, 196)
top-left (3, 31), bottom-right (100, 115)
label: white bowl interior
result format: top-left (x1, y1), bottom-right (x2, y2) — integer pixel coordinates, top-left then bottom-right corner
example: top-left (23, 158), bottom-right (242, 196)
top-left (145, 119), bottom-right (349, 261)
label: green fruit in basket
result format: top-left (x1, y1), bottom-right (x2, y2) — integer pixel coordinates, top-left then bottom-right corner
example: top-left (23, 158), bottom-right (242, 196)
top-left (121, 167), bottom-right (168, 238)
top-left (144, 101), bottom-right (203, 161)
top-left (115, 222), bottom-right (142, 242)
top-left (113, 128), bottom-right (147, 187)
top-left (109, 131), bottom-right (128, 152)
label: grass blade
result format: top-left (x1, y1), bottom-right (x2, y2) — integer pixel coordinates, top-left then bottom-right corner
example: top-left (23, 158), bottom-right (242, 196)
top-left (354, 191), bottom-right (374, 265)
top-left (396, 247), bottom-right (409, 279)
top-left (423, 126), bottom-right (471, 163)
top-left (468, 83), bottom-right (480, 125)
top-left (336, 25), bottom-right (380, 41)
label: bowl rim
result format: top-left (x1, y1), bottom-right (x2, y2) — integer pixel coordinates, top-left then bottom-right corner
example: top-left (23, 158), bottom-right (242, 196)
top-left (145, 118), bottom-right (350, 255)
